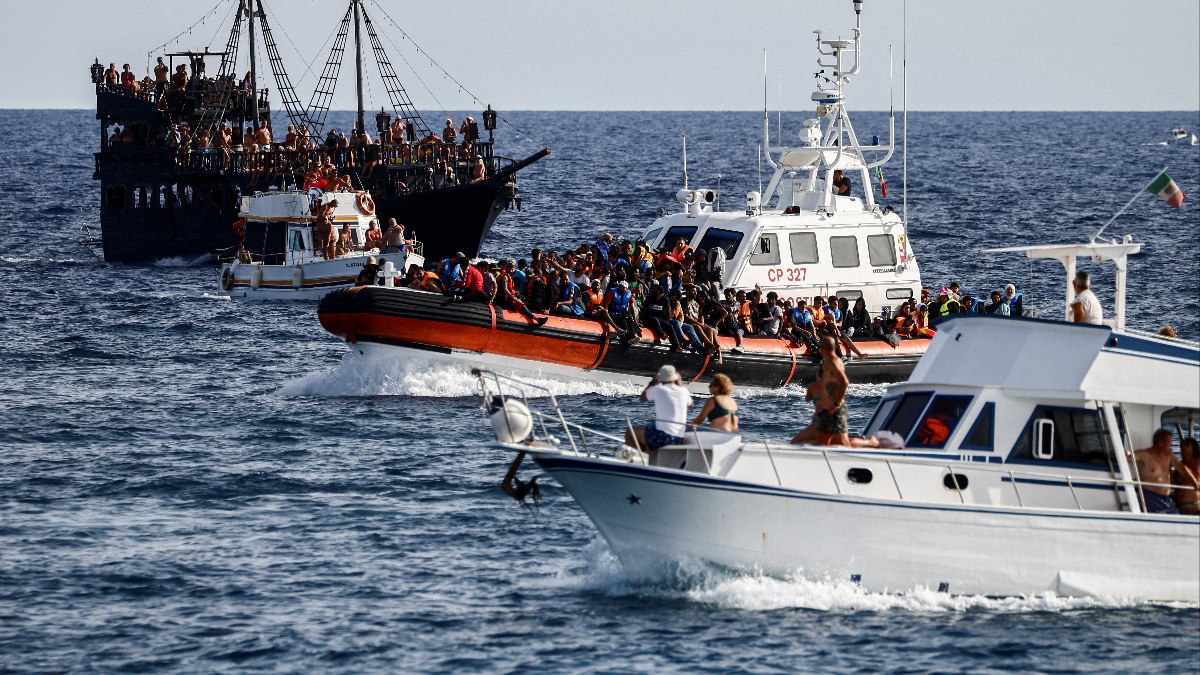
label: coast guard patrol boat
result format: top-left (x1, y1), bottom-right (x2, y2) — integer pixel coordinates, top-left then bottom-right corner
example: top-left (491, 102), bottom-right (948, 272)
top-left (643, 0), bottom-right (920, 314)
top-left (478, 233), bottom-right (1199, 600)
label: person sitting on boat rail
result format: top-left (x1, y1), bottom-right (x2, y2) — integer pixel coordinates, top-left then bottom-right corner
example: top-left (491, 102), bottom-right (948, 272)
top-left (452, 254), bottom-right (489, 303)
top-left (692, 373), bottom-right (739, 433)
top-left (553, 270), bottom-right (585, 317)
top-left (496, 260), bottom-right (547, 327)
top-left (604, 280), bottom-right (640, 347)
top-left (1070, 271), bottom-right (1103, 325)
top-left (1134, 429), bottom-right (1200, 514)
top-left (1175, 437), bottom-right (1200, 515)
top-left (625, 365), bottom-right (694, 453)
top-left (582, 280), bottom-right (621, 334)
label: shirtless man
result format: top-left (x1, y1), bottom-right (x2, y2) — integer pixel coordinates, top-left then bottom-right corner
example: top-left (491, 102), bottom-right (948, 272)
top-left (153, 57), bottom-right (169, 96)
top-left (1133, 429), bottom-right (1200, 514)
top-left (381, 219), bottom-right (407, 253)
top-left (104, 63), bottom-right (119, 85)
top-left (171, 64), bottom-right (188, 94)
top-left (790, 337), bottom-right (879, 447)
top-left (1175, 438), bottom-right (1200, 514)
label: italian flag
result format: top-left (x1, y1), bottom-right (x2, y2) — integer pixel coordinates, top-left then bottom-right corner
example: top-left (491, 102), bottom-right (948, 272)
top-left (1148, 170), bottom-right (1185, 208)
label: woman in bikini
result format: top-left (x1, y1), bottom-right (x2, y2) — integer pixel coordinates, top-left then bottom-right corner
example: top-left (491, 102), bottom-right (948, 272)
top-left (692, 373), bottom-right (739, 433)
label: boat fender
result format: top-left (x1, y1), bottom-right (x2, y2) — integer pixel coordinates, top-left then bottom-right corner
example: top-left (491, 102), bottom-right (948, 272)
top-left (221, 266), bottom-right (235, 291)
top-left (356, 192), bottom-right (376, 216)
top-left (488, 396), bottom-right (533, 444)
top-left (293, 265), bottom-right (304, 290)
top-left (250, 264), bottom-right (263, 290)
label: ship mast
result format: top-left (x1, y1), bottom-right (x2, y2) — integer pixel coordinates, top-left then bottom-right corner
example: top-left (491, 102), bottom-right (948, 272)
top-left (246, 0), bottom-right (260, 130)
top-left (352, 0), bottom-right (365, 133)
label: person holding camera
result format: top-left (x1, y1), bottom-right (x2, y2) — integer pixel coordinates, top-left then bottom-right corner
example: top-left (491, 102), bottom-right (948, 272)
top-left (625, 365), bottom-right (694, 453)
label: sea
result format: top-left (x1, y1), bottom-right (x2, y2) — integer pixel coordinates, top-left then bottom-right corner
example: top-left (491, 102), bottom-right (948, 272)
top-left (0, 108), bottom-right (1198, 672)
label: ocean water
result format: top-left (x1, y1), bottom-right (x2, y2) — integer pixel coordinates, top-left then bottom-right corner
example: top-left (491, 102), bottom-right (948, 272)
top-left (0, 108), bottom-right (1198, 672)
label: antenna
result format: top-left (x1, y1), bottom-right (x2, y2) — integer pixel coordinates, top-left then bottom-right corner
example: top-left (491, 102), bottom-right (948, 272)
top-left (757, 143), bottom-right (763, 195)
top-left (682, 132), bottom-right (688, 190)
top-left (902, 0), bottom-right (909, 226)
top-left (776, 66), bottom-right (781, 149)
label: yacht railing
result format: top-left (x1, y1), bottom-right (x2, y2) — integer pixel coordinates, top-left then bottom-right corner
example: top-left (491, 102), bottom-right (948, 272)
top-left (1120, 327), bottom-right (1200, 348)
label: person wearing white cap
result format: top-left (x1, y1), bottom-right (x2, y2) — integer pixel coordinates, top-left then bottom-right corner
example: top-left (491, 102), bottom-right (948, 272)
top-left (625, 364), bottom-right (694, 452)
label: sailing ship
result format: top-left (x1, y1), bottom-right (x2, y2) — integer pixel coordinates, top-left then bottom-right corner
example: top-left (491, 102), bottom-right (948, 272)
top-left (88, 0), bottom-right (548, 264)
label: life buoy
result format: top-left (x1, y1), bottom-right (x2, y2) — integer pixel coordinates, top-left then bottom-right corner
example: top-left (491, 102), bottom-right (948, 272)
top-left (221, 266), bottom-right (235, 291)
top-left (356, 192), bottom-right (376, 216)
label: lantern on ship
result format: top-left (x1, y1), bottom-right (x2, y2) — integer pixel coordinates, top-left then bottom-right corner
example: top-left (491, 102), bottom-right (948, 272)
top-left (375, 107), bottom-right (391, 142)
top-left (90, 59), bottom-right (104, 84)
top-left (483, 104), bottom-right (497, 142)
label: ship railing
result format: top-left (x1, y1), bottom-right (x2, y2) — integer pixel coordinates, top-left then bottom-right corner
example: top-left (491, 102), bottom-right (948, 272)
top-left (793, 446), bottom-right (1190, 515)
top-left (1119, 327), bottom-right (1200, 348)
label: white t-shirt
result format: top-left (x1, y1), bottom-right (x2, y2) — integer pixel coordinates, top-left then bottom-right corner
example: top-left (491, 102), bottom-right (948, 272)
top-left (646, 383), bottom-right (693, 437)
top-left (1074, 288), bottom-right (1103, 325)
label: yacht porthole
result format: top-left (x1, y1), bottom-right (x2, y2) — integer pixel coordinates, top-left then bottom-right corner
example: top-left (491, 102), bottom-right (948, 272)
top-left (847, 468), bottom-right (873, 484)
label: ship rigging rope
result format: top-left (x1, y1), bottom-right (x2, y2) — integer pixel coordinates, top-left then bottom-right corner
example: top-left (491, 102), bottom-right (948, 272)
top-left (366, 0), bottom-right (548, 150)
top-left (145, 0), bottom-right (232, 62)
top-left (261, 2), bottom-right (337, 90)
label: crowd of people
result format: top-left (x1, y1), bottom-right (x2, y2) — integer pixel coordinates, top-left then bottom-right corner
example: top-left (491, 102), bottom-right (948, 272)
top-left (356, 232), bottom-right (1043, 362)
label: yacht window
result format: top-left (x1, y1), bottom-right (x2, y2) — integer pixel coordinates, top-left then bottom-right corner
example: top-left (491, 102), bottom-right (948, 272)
top-left (829, 236), bottom-right (860, 268)
top-left (886, 287), bottom-right (916, 300)
top-left (695, 228), bottom-right (745, 261)
top-left (908, 395), bottom-right (974, 449)
top-left (867, 234), bottom-right (897, 267)
top-left (881, 392), bottom-right (933, 439)
top-left (1010, 407), bottom-right (1111, 467)
top-left (789, 232), bottom-right (819, 264)
top-left (865, 397), bottom-right (899, 436)
top-left (961, 402), bottom-right (995, 451)
top-left (750, 234), bottom-right (780, 266)
top-left (660, 225), bottom-right (698, 249)
top-left (289, 229), bottom-right (306, 251)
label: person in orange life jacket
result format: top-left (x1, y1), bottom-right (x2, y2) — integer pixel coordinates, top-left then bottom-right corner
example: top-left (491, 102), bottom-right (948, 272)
top-left (496, 259), bottom-right (547, 326)
top-left (452, 253), bottom-right (488, 303)
top-left (406, 263), bottom-right (444, 293)
top-left (913, 304), bottom-right (937, 337)
top-left (670, 236), bottom-right (692, 261)
top-left (553, 270), bottom-right (585, 316)
top-left (583, 279), bottom-right (621, 333)
top-left (642, 285), bottom-right (684, 351)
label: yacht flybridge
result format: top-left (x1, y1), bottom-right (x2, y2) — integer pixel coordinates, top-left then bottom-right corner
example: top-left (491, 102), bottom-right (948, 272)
top-left (643, 3), bottom-right (919, 314)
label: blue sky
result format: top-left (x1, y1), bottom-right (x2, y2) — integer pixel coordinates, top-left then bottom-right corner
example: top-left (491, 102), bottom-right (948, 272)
top-left (2, 0), bottom-right (1197, 111)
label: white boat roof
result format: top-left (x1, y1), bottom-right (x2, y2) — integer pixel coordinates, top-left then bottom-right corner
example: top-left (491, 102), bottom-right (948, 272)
top-left (903, 314), bottom-right (1200, 409)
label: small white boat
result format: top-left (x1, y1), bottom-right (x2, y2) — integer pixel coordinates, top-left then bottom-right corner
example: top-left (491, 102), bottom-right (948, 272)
top-left (1171, 127), bottom-right (1189, 142)
top-left (475, 226), bottom-right (1199, 600)
top-left (218, 189), bottom-right (424, 300)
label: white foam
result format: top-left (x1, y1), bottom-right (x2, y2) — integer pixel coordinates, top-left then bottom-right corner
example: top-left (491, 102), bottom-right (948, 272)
top-left (534, 539), bottom-right (1189, 613)
top-left (276, 350), bottom-right (643, 398)
top-left (154, 253), bottom-right (216, 267)
top-left (200, 292), bottom-right (231, 301)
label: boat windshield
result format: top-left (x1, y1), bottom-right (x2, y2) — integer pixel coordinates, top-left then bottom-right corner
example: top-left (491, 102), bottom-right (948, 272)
top-left (695, 228), bottom-right (745, 260)
top-left (658, 225), bottom-right (698, 249)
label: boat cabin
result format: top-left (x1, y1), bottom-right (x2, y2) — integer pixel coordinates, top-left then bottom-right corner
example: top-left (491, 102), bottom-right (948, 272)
top-left (237, 189), bottom-right (410, 265)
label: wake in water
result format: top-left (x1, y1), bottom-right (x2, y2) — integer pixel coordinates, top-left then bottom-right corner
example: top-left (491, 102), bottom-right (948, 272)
top-left (153, 253), bottom-right (216, 267)
top-left (277, 349), bottom-right (644, 398)
top-left (539, 540), bottom-right (1185, 613)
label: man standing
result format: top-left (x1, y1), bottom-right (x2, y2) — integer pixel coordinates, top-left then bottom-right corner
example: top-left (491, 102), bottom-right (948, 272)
top-left (1070, 271), bottom-right (1103, 325)
top-left (625, 365), bottom-right (694, 453)
top-left (153, 57), bottom-right (169, 97)
top-left (1133, 429), bottom-right (1200, 514)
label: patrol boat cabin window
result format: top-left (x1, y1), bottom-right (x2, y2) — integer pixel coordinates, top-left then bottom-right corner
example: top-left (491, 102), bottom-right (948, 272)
top-left (1010, 407), bottom-right (1111, 468)
top-left (867, 234), bottom-right (897, 267)
top-left (750, 233), bottom-right (780, 266)
top-left (887, 287), bottom-right (917, 299)
top-left (830, 235), bottom-right (860, 268)
top-left (657, 225), bottom-right (698, 250)
top-left (908, 395), bottom-right (973, 449)
top-left (695, 228), bottom-right (745, 261)
top-left (789, 232), bottom-right (819, 264)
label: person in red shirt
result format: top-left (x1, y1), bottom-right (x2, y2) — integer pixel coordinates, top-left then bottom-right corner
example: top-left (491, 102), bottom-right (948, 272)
top-left (452, 252), bottom-right (488, 303)
top-left (497, 260), bottom-right (546, 326)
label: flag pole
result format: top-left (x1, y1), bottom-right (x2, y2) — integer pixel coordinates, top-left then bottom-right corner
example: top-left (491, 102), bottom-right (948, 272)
top-left (1090, 167), bottom-right (1166, 243)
